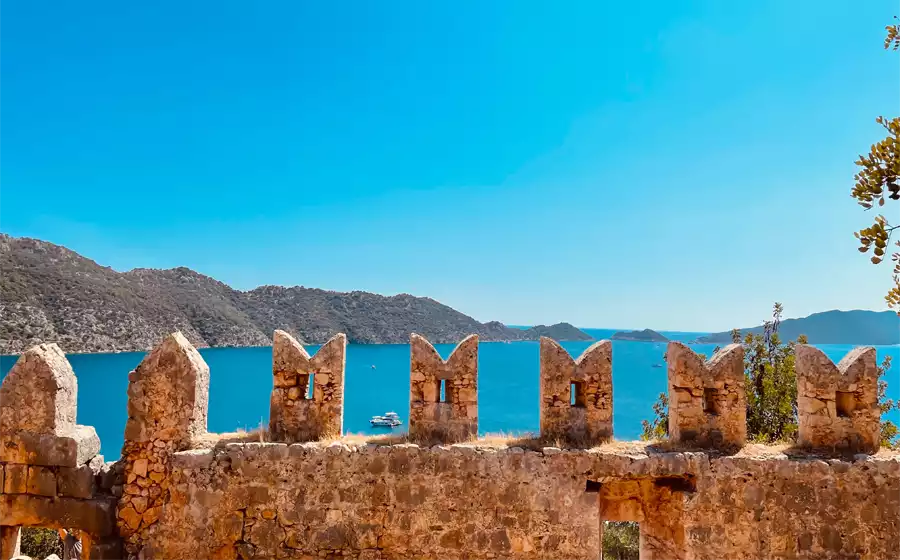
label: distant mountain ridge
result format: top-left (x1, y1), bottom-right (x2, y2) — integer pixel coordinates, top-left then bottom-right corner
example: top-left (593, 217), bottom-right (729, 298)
top-left (0, 234), bottom-right (592, 354)
top-left (692, 310), bottom-right (900, 346)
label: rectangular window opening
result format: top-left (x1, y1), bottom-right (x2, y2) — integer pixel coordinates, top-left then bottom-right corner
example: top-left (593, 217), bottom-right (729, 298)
top-left (439, 379), bottom-right (451, 403)
top-left (305, 373), bottom-right (315, 400)
top-left (702, 388), bottom-right (719, 415)
top-left (836, 391), bottom-right (855, 418)
top-left (571, 381), bottom-right (586, 408)
top-left (601, 521), bottom-right (640, 560)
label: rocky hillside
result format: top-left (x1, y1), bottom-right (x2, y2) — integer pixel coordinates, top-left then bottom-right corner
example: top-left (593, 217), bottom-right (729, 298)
top-left (692, 310), bottom-right (900, 346)
top-left (0, 235), bottom-right (592, 354)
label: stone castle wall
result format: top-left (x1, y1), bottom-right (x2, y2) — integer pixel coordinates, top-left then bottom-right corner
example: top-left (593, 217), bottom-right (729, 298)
top-left (1, 331), bottom-right (898, 560)
top-left (539, 338), bottom-right (613, 445)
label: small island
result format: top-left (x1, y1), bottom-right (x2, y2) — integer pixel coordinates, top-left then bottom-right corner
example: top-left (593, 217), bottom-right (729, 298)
top-left (610, 328), bottom-right (669, 342)
top-left (522, 322), bottom-right (593, 341)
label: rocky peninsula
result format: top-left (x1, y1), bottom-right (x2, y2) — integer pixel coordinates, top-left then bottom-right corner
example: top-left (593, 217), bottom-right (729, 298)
top-left (0, 235), bottom-right (592, 354)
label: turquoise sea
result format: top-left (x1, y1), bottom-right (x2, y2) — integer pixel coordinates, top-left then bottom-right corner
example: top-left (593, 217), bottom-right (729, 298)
top-left (2, 328), bottom-right (898, 458)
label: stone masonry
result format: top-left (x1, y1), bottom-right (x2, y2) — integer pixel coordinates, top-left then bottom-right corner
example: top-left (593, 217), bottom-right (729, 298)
top-left (0, 344), bottom-right (121, 559)
top-left (539, 337), bottom-right (612, 445)
top-left (666, 342), bottom-right (746, 447)
top-left (2, 333), bottom-right (899, 560)
top-left (409, 334), bottom-right (478, 444)
top-left (116, 332), bottom-right (210, 557)
top-left (795, 344), bottom-right (880, 453)
top-left (270, 330), bottom-right (346, 442)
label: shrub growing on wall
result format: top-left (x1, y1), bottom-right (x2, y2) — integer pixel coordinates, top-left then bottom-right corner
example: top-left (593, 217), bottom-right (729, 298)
top-left (642, 303), bottom-right (899, 448)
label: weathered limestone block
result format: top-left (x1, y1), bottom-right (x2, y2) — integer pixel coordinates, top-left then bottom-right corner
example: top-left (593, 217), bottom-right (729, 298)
top-left (123, 331), bottom-right (210, 445)
top-left (0, 343), bottom-right (76, 436)
top-left (0, 494), bottom-right (117, 536)
top-left (0, 343), bottom-right (101, 487)
top-left (539, 337), bottom-right (612, 445)
top-left (409, 334), bottom-right (479, 443)
top-left (26, 465), bottom-right (56, 497)
top-left (0, 426), bottom-right (100, 467)
top-left (666, 342), bottom-right (745, 447)
top-left (58, 464), bottom-right (96, 499)
top-left (2, 464), bottom-right (27, 494)
top-left (269, 330), bottom-right (346, 442)
top-left (795, 345), bottom-right (880, 453)
top-left (118, 332), bottom-right (211, 557)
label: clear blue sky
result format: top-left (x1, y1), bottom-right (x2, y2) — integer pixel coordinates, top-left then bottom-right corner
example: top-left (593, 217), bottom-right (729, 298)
top-left (1, 1), bottom-right (897, 331)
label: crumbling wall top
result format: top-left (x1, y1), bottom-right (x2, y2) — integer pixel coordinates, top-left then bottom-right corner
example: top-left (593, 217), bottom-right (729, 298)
top-left (0, 343), bottom-right (77, 436)
top-left (795, 345), bottom-right (880, 453)
top-left (666, 342), bottom-right (746, 447)
top-left (539, 337), bottom-right (613, 445)
top-left (410, 333), bottom-right (478, 380)
top-left (123, 331), bottom-right (210, 446)
top-left (795, 345), bottom-right (878, 387)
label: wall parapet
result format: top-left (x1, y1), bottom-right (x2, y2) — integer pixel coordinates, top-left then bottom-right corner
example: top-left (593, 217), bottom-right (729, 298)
top-left (2, 332), bottom-right (898, 560)
top-left (408, 334), bottom-right (479, 443)
top-left (795, 345), bottom-right (880, 453)
top-left (153, 440), bottom-right (898, 560)
top-left (0, 343), bottom-right (122, 559)
top-left (269, 330), bottom-right (346, 442)
top-left (666, 342), bottom-right (746, 447)
top-left (539, 338), bottom-right (613, 445)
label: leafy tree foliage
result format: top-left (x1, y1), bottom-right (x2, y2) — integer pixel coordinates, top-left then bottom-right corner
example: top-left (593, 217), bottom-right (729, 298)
top-left (601, 521), bottom-right (640, 560)
top-left (878, 355), bottom-right (899, 448)
top-left (853, 18), bottom-right (900, 311)
top-left (640, 392), bottom-right (669, 441)
top-left (20, 527), bottom-right (62, 559)
top-left (743, 303), bottom-right (804, 442)
top-left (641, 304), bottom-right (899, 448)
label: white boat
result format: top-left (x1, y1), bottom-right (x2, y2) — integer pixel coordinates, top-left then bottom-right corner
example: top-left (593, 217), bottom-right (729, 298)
top-left (370, 411), bottom-right (402, 427)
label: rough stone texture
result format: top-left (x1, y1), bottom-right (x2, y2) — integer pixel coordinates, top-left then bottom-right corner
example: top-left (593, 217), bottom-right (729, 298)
top-left (270, 330), bottom-right (346, 442)
top-left (25, 466), bottom-right (56, 497)
top-left (0, 346), bottom-right (119, 560)
top-left (795, 345), bottom-right (880, 453)
top-left (58, 464), bottom-right (96, 499)
top-left (539, 338), bottom-right (612, 445)
top-left (117, 332), bottom-right (211, 556)
top-left (1, 494), bottom-right (118, 536)
top-left (409, 334), bottom-right (478, 443)
top-left (0, 343), bottom-right (76, 436)
top-left (123, 331), bottom-right (210, 446)
top-left (0, 426), bottom-right (100, 468)
top-left (2, 336), bottom-right (899, 560)
top-left (667, 342), bottom-right (746, 447)
top-left (3, 464), bottom-right (28, 494)
top-left (139, 442), bottom-right (899, 560)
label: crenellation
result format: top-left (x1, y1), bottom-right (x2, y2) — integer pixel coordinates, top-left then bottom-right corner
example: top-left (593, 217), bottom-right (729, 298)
top-left (666, 342), bottom-right (746, 447)
top-left (409, 333), bottom-right (479, 443)
top-left (539, 337), bottom-right (613, 445)
top-left (795, 344), bottom-right (880, 453)
top-left (0, 342), bottom-right (121, 559)
top-left (117, 331), bottom-right (211, 556)
top-left (269, 330), bottom-right (346, 442)
top-left (0, 333), bottom-right (897, 560)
